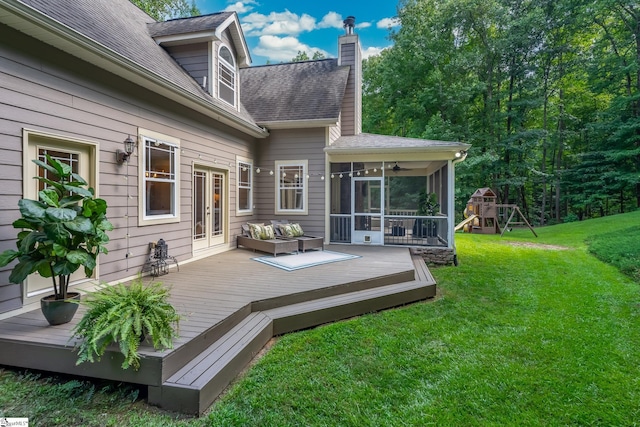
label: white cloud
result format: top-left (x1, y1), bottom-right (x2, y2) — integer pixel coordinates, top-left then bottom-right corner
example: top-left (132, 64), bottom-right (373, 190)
top-left (376, 17), bottom-right (401, 29)
top-left (223, 2), bottom-right (256, 14)
top-left (318, 12), bottom-right (343, 29)
top-left (241, 10), bottom-right (316, 37)
top-left (356, 22), bottom-right (372, 29)
top-left (254, 35), bottom-right (330, 62)
top-left (362, 46), bottom-right (388, 59)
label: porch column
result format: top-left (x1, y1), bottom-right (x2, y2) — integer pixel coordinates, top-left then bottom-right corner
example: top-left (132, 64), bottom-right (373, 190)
top-left (447, 159), bottom-right (455, 249)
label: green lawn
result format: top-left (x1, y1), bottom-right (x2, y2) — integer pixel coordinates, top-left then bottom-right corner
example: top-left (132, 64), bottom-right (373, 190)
top-left (1, 211), bottom-right (640, 426)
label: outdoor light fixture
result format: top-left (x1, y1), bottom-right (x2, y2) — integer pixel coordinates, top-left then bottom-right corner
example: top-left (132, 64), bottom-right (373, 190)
top-left (455, 150), bottom-right (468, 159)
top-left (116, 135), bottom-right (137, 164)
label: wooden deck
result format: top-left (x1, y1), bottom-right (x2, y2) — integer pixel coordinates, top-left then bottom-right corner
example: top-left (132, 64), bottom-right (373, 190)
top-left (0, 245), bottom-right (436, 415)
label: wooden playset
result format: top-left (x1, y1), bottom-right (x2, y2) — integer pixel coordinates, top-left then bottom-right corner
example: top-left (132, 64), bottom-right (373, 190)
top-left (455, 188), bottom-right (537, 237)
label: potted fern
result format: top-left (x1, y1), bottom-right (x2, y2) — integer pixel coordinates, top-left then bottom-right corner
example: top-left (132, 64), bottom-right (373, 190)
top-left (0, 155), bottom-right (112, 325)
top-left (72, 278), bottom-right (180, 370)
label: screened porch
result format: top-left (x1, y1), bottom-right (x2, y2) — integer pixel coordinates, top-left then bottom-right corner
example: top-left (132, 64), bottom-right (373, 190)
top-left (328, 161), bottom-right (451, 248)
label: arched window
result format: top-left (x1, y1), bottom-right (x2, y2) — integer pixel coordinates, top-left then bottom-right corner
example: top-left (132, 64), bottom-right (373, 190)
top-left (218, 45), bottom-right (236, 106)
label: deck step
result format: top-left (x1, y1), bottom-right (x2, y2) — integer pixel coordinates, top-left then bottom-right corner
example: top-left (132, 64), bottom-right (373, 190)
top-left (148, 312), bottom-right (273, 415)
top-left (265, 279), bottom-right (436, 335)
top-left (412, 254), bottom-right (435, 283)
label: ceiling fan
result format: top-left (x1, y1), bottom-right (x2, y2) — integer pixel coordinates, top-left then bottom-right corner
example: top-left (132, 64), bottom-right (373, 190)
top-left (392, 162), bottom-right (411, 172)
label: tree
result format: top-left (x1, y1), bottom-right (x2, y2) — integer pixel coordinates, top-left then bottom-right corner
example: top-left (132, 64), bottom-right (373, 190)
top-left (362, 0), bottom-right (639, 223)
top-left (291, 51), bottom-right (310, 62)
top-left (291, 51), bottom-right (325, 62)
top-left (130, 0), bottom-right (200, 21)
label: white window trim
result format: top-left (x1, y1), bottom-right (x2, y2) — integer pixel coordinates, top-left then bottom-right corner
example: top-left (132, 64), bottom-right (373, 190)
top-left (236, 156), bottom-right (253, 216)
top-left (138, 128), bottom-right (180, 226)
top-left (218, 45), bottom-right (237, 108)
top-left (275, 159), bottom-right (308, 215)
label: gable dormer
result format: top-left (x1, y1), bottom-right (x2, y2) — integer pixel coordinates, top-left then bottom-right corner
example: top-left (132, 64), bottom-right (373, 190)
top-left (148, 12), bottom-right (250, 110)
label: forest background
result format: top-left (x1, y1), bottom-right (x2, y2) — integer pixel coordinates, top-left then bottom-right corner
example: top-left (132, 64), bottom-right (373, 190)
top-left (363, 0), bottom-right (640, 225)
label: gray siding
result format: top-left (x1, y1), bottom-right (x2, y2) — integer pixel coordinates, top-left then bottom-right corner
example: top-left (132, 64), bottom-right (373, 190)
top-left (0, 24), bottom-right (256, 312)
top-left (254, 128), bottom-right (326, 236)
top-left (165, 43), bottom-right (209, 92)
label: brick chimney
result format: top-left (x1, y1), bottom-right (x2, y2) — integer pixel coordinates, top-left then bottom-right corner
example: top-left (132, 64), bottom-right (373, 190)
top-left (338, 16), bottom-right (362, 136)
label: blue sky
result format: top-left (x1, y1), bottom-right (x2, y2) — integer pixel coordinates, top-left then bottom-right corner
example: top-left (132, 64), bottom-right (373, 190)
top-left (194, 0), bottom-right (401, 64)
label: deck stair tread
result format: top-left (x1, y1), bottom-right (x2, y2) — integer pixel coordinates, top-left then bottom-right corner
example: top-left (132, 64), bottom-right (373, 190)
top-left (164, 312), bottom-right (271, 387)
top-left (150, 311), bottom-right (273, 414)
top-left (412, 254), bottom-right (435, 283)
top-left (265, 279), bottom-right (433, 320)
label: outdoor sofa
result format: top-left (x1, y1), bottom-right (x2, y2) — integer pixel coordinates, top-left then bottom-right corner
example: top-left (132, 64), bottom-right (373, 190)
top-left (237, 223), bottom-right (299, 257)
top-left (270, 220), bottom-right (324, 252)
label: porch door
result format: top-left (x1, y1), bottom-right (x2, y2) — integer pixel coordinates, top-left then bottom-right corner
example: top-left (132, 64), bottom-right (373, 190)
top-left (193, 167), bottom-right (226, 251)
top-left (351, 177), bottom-right (384, 244)
top-left (25, 143), bottom-right (94, 301)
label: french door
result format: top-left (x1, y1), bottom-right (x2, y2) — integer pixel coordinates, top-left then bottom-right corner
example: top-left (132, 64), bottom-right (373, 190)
top-left (193, 167), bottom-right (226, 251)
top-left (351, 177), bottom-right (384, 244)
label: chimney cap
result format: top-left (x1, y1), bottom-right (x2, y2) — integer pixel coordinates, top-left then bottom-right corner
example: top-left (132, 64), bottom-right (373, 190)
top-left (343, 16), bottom-right (356, 34)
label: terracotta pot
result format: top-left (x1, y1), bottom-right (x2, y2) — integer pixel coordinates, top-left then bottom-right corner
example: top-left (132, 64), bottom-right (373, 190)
top-left (40, 292), bottom-right (81, 325)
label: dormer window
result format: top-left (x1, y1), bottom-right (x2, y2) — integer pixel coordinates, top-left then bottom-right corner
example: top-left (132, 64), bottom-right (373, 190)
top-left (218, 45), bottom-right (236, 107)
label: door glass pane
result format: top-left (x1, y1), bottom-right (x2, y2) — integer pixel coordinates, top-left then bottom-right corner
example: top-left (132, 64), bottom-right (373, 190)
top-left (37, 149), bottom-right (79, 191)
top-left (212, 173), bottom-right (223, 236)
top-left (193, 171), bottom-right (206, 240)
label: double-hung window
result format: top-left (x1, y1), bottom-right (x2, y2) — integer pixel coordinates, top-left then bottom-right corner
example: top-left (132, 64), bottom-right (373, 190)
top-left (141, 135), bottom-right (179, 223)
top-left (237, 159), bottom-right (253, 214)
top-left (276, 160), bottom-right (308, 214)
top-left (218, 46), bottom-right (236, 107)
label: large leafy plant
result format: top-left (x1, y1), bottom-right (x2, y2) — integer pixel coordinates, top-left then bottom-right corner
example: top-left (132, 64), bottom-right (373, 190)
top-left (72, 279), bottom-right (180, 370)
top-left (417, 190), bottom-right (440, 216)
top-left (0, 155), bottom-right (113, 299)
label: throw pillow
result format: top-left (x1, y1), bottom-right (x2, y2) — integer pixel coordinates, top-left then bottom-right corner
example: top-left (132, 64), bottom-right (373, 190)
top-left (290, 223), bottom-right (304, 237)
top-left (248, 223), bottom-right (272, 240)
top-left (278, 223), bottom-right (295, 238)
top-left (264, 224), bottom-right (275, 240)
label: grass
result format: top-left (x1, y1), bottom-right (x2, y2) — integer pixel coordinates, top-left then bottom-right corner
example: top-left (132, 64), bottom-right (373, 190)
top-left (1, 210), bottom-right (640, 426)
top-left (587, 225), bottom-right (640, 282)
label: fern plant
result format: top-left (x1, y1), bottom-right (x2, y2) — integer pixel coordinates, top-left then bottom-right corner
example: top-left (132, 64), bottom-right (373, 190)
top-left (72, 279), bottom-right (180, 370)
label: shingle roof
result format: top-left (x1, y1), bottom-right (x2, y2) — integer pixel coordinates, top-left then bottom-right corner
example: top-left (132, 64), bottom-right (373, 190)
top-left (240, 59), bottom-right (350, 123)
top-left (147, 12), bottom-right (233, 38)
top-left (15, 0), bottom-right (257, 127)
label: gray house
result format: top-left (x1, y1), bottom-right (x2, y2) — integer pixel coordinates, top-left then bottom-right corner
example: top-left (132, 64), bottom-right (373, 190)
top-left (0, 0), bottom-right (469, 315)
